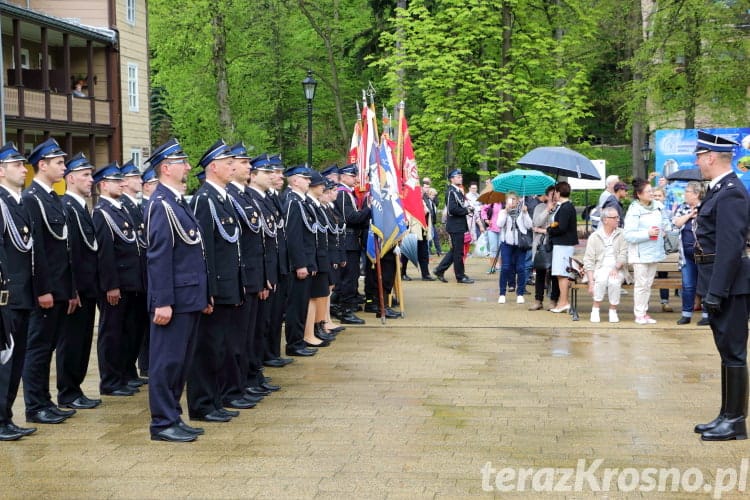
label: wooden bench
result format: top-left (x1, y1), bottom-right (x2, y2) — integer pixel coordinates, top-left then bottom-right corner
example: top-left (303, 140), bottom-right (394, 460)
top-left (568, 254), bottom-right (682, 321)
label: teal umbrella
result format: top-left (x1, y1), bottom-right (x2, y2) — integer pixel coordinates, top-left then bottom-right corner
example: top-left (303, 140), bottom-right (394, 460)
top-left (492, 169), bottom-right (556, 196)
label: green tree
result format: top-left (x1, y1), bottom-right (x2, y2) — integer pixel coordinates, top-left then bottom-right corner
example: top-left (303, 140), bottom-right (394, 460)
top-left (374, 0), bottom-right (599, 182)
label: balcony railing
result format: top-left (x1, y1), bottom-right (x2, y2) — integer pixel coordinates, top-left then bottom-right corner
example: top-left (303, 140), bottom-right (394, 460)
top-left (3, 86), bottom-right (111, 127)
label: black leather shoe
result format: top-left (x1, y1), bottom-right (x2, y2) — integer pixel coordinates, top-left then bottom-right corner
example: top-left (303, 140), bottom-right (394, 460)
top-left (193, 410), bottom-right (231, 422)
top-left (151, 425), bottom-right (197, 442)
top-left (127, 378), bottom-right (147, 388)
top-left (285, 347), bottom-right (317, 357)
top-left (102, 387), bottom-right (136, 396)
top-left (421, 276), bottom-right (436, 281)
top-left (226, 398), bottom-right (256, 409)
top-left (697, 317), bottom-right (710, 326)
top-left (340, 312), bottom-right (365, 325)
top-left (246, 386), bottom-right (271, 396)
top-left (26, 409), bottom-right (65, 424)
top-left (328, 325), bottom-right (345, 333)
top-left (8, 422), bottom-right (36, 436)
top-left (0, 425), bottom-right (23, 441)
top-left (305, 339), bottom-right (330, 348)
top-left (364, 302), bottom-right (379, 313)
top-left (261, 382), bottom-right (280, 392)
top-left (48, 406), bottom-right (76, 418)
top-left (457, 276), bottom-right (475, 284)
top-left (434, 271), bottom-right (448, 283)
top-left (676, 316), bottom-right (691, 325)
top-left (401, 274), bottom-right (412, 281)
top-left (377, 308), bottom-right (401, 319)
top-left (61, 396), bottom-right (101, 410)
top-left (263, 358), bottom-right (292, 368)
top-left (314, 331), bottom-right (336, 342)
top-left (218, 408), bottom-right (240, 418)
top-left (240, 393), bottom-right (264, 403)
top-left (177, 421), bottom-right (204, 435)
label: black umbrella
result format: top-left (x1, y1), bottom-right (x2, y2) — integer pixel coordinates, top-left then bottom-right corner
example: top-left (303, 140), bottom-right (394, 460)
top-left (666, 168), bottom-right (703, 182)
top-left (517, 146), bottom-right (600, 180)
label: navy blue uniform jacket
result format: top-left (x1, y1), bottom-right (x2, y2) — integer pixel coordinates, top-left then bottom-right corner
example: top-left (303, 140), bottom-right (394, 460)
top-left (145, 183), bottom-right (208, 313)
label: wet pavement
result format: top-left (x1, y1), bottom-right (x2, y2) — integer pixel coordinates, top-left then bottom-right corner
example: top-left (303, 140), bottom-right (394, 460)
top-left (1, 256), bottom-right (748, 499)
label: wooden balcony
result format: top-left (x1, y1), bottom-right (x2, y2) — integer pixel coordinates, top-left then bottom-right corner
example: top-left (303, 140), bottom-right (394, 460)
top-left (4, 86), bottom-right (111, 128)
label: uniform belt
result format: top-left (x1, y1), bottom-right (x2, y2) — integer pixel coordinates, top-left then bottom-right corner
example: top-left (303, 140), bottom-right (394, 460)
top-left (694, 253), bottom-right (715, 264)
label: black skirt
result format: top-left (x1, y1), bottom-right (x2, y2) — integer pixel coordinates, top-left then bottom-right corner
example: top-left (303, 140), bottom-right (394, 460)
top-left (310, 272), bottom-right (330, 298)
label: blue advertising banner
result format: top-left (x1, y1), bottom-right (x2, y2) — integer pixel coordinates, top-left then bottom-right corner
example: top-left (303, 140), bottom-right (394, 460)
top-left (654, 128), bottom-right (750, 211)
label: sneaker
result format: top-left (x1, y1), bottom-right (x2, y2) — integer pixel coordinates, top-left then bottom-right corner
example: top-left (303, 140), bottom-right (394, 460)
top-left (516, 295), bottom-right (525, 304)
top-left (590, 308), bottom-right (600, 323)
top-left (635, 315), bottom-right (657, 325)
top-left (497, 295), bottom-right (506, 304)
top-left (609, 310), bottom-right (619, 323)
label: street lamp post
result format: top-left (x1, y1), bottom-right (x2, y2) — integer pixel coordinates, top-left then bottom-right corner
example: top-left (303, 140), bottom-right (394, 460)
top-left (641, 138), bottom-right (652, 178)
top-left (302, 70), bottom-right (317, 167)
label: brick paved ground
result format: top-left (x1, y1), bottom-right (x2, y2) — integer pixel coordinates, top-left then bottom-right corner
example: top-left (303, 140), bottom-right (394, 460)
top-left (1, 256), bottom-right (748, 499)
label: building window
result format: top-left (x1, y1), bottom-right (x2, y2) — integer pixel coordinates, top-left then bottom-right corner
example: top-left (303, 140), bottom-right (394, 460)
top-left (130, 149), bottom-right (141, 168)
top-left (127, 63), bottom-right (139, 112)
top-left (11, 48), bottom-right (30, 69)
top-left (126, 0), bottom-right (136, 25)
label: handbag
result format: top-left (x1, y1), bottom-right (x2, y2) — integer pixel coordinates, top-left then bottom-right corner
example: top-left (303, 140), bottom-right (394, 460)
top-left (513, 218), bottom-right (532, 251)
top-left (663, 230), bottom-right (680, 254)
top-left (533, 234), bottom-right (553, 270)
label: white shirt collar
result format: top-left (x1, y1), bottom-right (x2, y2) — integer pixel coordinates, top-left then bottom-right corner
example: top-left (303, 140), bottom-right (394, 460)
top-left (709, 170), bottom-right (733, 190)
top-left (65, 191), bottom-right (87, 208)
top-left (34, 178), bottom-right (54, 193)
top-left (123, 192), bottom-right (139, 206)
top-left (0, 184), bottom-right (21, 203)
top-left (249, 185), bottom-right (266, 198)
top-left (307, 195), bottom-right (321, 207)
top-left (206, 180), bottom-right (227, 199)
top-left (230, 181), bottom-right (247, 192)
top-left (100, 195), bottom-right (122, 210)
top-left (162, 183), bottom-right (182, 199)
top-left (291, 188), bottom-right (306, 199)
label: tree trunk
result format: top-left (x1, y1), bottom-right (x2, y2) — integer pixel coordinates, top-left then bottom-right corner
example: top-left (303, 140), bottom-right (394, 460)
top-left (210, 0), bottom-right (232, 136)
top-left (298, 0), bottom-right (348, 145)
top-left (498, 1), bottom-right (514, 171)
top-left (682, 12), bottom-right (701, 130)
top-left (630, 0), bottom-right (647, 180)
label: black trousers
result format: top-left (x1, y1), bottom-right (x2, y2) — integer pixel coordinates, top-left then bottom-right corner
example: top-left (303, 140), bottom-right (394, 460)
top-left (0, 309), bottom-right (29, 424)
top-left (285, 274), bottom-right (311, 351)
top-left (710, 294), bottom-right (750, 366)
top-left (23, 301), bottom-right (68, 415)
top-left (222, 298), bottom-right (253, 404)
top-left (242, 293), bottom-right (264, 389)
top-left (435, 231), bottom-right (466, 280)
top-left (260, 289), bottom-right (276, 362)
top-left (187, 304), bottom-right (234, 417)
top-left (534, 268), bottom-right (560, 303)
top-left (97, 292), bottom-right (140, 394)
top-left (365, 251), bottom-right (396, 298)
top-left (149, 311), bottom-right (200, 435)
top-left (338, 250), bottom-right (362, 307)
top-left (268, 274), bottom-right (289, 358)
top-left (124, 293), bottom-right (148, 382)
top-left (57, 296), bottom-right (96, 404)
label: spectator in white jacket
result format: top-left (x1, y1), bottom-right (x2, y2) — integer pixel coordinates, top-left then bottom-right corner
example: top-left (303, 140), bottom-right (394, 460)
top-left (583, 206), bottom-right (628, 323)
top-left (496, 193), bottom-right (533, 304)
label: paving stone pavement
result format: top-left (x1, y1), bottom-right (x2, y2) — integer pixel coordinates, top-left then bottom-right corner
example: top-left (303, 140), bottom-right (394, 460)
top-left (1, 256), bottom-right (749, 499)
